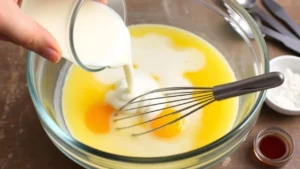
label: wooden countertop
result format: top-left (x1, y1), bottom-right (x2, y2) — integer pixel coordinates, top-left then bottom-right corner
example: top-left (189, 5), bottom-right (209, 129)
top-left (0, 0), bottom-right (300, 168)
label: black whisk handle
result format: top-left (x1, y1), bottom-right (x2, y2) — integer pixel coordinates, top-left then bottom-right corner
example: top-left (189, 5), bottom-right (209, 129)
top-left (212, 72), bottom-right (284, 100)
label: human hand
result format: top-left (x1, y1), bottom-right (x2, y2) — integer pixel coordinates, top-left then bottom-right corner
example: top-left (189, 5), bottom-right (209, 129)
top-left (0, 0), bottom-right (107, 63)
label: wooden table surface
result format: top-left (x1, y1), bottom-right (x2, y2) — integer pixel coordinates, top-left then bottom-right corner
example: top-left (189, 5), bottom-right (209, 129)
top-left (1, 0), bottom-right (300, 168)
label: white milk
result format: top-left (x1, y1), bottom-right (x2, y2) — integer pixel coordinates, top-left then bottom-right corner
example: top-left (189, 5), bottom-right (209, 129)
top-left (21, 0), bottom-right (132, 68)
top-left (95, 31), bottom-right (206, 124)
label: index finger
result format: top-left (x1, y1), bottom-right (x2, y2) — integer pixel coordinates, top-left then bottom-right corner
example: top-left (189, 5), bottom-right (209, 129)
top-left (97, 0), bottom-right (107, 5)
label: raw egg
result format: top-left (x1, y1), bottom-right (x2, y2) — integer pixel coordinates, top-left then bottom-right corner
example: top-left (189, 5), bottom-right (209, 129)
top-left (151, 108), bottom-right (184, 138)
top-left (85, 103), bottom-right (114, 134)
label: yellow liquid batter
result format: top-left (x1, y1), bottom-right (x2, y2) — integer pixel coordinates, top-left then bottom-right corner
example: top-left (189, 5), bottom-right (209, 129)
top-left (62, 24), bottom-right (238, 157)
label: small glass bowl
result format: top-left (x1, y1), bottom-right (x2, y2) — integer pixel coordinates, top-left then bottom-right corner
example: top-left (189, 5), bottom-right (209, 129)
top-left (253, 127), bottom-right (295, 167)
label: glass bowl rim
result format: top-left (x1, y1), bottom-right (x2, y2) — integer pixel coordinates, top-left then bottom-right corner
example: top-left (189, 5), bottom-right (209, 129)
top-left (26, 0), bottom-right (269, 164)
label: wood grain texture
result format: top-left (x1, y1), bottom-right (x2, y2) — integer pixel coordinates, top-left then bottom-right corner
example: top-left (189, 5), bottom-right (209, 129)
top-left (0, 0), bottom-right (300, 168)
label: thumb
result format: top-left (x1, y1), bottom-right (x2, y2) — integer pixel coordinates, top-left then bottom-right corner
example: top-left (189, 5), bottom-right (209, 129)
top-left (0, 1), bottom-right (61, 63)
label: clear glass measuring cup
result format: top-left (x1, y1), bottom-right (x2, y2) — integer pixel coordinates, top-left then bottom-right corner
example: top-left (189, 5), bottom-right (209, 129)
top-left (22, 0), bottom-right (127, 72)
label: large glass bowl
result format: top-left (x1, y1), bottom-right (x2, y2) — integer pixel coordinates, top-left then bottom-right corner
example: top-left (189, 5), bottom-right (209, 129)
top-left (26, 0), bottom-right (268, 168)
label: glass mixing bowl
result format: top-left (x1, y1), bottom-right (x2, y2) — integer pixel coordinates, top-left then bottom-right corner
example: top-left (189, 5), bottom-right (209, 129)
top-left (26, 0), bottom-right (268, 168)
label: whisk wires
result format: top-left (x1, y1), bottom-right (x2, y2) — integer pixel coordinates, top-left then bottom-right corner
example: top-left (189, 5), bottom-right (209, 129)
top-left (114, 87), bottom-right (215, 137)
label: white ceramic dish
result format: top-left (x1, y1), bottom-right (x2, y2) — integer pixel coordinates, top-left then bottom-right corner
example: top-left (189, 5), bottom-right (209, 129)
top-left (265, 55), bottom-right (300, 115)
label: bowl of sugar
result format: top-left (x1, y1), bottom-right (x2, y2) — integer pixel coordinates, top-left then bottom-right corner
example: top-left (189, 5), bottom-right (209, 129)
top-left (265, 55), bottom-right (300, 115)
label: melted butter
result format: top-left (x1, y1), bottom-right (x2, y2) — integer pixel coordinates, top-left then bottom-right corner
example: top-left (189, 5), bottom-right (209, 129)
top-left (62, 24), bottom-right (238, 156)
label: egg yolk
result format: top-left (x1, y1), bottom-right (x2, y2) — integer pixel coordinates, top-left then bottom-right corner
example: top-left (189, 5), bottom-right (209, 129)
top-left (151, 108), bottom-right (184, 138)
top-left (85, 103), bottom-right (114, 134)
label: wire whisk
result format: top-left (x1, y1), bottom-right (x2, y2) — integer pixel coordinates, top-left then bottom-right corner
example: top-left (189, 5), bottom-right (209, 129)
top-left (114, 72), bottom-right (284, 137)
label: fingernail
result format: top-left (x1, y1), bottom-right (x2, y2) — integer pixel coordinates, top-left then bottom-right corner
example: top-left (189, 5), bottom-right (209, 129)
top-left (42, 48), bottom-right (60, 63)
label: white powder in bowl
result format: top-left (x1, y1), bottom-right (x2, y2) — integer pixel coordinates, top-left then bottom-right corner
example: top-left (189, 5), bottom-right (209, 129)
top-left (268, 68), bottom-right (300, 109)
